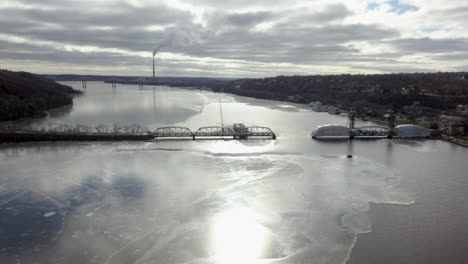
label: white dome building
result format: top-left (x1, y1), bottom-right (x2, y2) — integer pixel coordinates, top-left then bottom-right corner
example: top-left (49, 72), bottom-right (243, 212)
top-left (311, 125), bottom-right (350, 139)
top-left (395, 124), bottom-right (430, 138)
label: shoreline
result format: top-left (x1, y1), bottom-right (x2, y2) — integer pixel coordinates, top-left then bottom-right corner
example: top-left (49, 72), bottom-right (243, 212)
top-left (0, 70), bottom-right (82, 124)
top-left (0, 112), bottom-right (48, 125)
top-left (214, 89), bottom-right (468, 148)
top-left (441, 135), bottom-right (468, 148)
top-left (0, 131), bottom-right (153, 143)
top-left (2, 84), bottom-right (467, 148)
top-left (0, 103), bottom-right (74, 126)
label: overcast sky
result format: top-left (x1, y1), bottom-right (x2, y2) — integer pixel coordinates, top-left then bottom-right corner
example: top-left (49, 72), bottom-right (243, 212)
top-left (0, 0), bottom-right (467, 77)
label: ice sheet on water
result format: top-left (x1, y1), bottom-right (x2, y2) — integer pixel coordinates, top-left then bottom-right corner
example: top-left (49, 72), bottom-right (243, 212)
top-left (100, 151), bottom-right (412, 264)
top-left (0, 144), bottom-right (412, 264)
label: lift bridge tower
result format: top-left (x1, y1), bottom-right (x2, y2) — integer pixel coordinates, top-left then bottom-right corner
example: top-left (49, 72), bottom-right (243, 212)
top-left (348, 110), bottom-right (356, 139)
top-left (387, 110), bottom-right (396, 138)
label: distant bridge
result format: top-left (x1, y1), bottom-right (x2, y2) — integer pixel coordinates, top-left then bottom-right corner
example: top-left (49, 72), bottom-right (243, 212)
top-left (154, 124), bottom-right (276, 140)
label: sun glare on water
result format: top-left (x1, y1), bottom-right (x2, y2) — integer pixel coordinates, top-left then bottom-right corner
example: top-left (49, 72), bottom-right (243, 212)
top-left (208, 140), bottom-right (274, 154)
top-left (211, 208), bottom-right (268, 264)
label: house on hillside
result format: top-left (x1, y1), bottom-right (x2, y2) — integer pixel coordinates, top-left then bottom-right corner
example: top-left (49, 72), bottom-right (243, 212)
top-left (440, 115), bottom-right (467, 136)
top-left (362, 84), bottom-right (384, 94)
top-left (401, 87), bottom-right (416, 95)
top-left (402, 104), bottom-right (434, 119)
top-left (456, 105), bottom-right (467, 112)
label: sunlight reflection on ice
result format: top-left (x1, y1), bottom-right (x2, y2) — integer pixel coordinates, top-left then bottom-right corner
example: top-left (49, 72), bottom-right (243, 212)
top-left (206, 140), bottom-right (275, 154)
top-left (211, 207), bottom-right (268, 264)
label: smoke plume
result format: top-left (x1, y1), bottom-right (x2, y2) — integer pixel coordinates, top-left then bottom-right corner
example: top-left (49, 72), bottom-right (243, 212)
top-left (152, 26), bottom-right (200, 57)
top-left (152, 44), bottom-right (161, 57)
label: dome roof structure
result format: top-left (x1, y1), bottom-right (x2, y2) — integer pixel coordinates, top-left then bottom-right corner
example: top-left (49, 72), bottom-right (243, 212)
top-left (395, 124), bottom-right (430, 138)
top-left (311, 125), bottom-right (349, 138)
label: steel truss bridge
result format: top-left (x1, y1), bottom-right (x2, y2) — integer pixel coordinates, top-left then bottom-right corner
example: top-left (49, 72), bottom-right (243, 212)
top-left (154, 126), bottom-right (276, 140)
top-left (352, 126), bottom-right (391, 138)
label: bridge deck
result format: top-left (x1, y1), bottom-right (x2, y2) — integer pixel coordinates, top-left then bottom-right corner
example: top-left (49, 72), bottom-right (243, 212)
top-left (154, 126), bottom-right (276, 140)
top-left (352, 126), bottom-right (390, 137)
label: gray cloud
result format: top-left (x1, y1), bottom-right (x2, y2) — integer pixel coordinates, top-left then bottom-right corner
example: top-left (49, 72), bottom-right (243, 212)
top-left (226, 11), bottom-right (273, 26)
top-left (0, 3), bottom-right (193, 28)
top-left (432, 53), bottom-right (468, 61)
top-left (433, 5), bottom-right (468, 21)
top-left (0, 1), bottom-right (467, 76)
top-left (176, 0), bottom-right (286, 9)
top-left (298, 3), bottom-right (353, 23)
top-left (388, 38), bottom-right (468, 53)
top-left (0, 2), bottom-right (396, 64)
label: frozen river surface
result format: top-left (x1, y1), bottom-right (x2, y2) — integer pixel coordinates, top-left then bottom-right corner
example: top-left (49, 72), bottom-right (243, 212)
top-left (0, 82), bottom-right (466, 264)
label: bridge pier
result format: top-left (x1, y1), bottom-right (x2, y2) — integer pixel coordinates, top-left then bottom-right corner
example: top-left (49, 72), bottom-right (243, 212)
top-left (82, 81), bottom-right (87, 89)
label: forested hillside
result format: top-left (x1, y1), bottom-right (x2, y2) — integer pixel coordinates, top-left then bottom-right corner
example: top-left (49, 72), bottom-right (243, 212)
top-left (213, 72), bottom-right (468, 112)
top-left (0, 70), bottom-right (82, 121)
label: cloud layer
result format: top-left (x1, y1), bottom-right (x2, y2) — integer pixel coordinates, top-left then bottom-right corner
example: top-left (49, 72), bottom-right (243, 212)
top-left (0, 0), bottom-right (467, 77)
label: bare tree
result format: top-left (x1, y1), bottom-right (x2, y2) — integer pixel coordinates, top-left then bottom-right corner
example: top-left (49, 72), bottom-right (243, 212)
top-left (56, 124), bottom-right (64, 133)
top-left (129, 123), bottom-right (142, 134)
top-left (3, 121), bottom-right (153, 135)
top-left (95, 124), bottom-right (106, 134)
top-left (83, 125), bottom-right (93, 134)
top-left (139, 125), bottom-right (147, 134)
top-left (146, 130), bottom-right (153, 135)
top-left (62, 124), bottom-right (71, 133)
top-left (112, 123), bottom-right (122, 134)
top-left (123, 125), bottom-right (131, 134)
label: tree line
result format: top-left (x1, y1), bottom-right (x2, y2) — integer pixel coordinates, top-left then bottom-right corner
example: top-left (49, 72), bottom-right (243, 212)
top-left (209, 72), bottom-right (468, 112)
top-left (0, 122), bottom-right (151, 135)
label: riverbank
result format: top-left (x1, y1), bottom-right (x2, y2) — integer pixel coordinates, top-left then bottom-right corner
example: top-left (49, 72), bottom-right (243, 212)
top-left (215, 88), bottom-right (468, 148)
top-left (365, 117), bottom-right (468, 147)
top-left (441, 135), bottom-right (468, 148)
top-left (0, 70), bottom-right (82, 122)
top-left (0, 104), bottom-right (75, 128)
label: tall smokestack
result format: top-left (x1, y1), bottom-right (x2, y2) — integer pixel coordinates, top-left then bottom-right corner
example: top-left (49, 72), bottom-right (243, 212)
top-left (153, 57), bottom-right (155, 79)
top-left (152, 44), bottom-right (161, 79)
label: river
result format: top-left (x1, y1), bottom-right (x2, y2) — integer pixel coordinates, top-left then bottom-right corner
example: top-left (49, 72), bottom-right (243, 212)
top-left (0, 81), bottom-right (467, 264)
